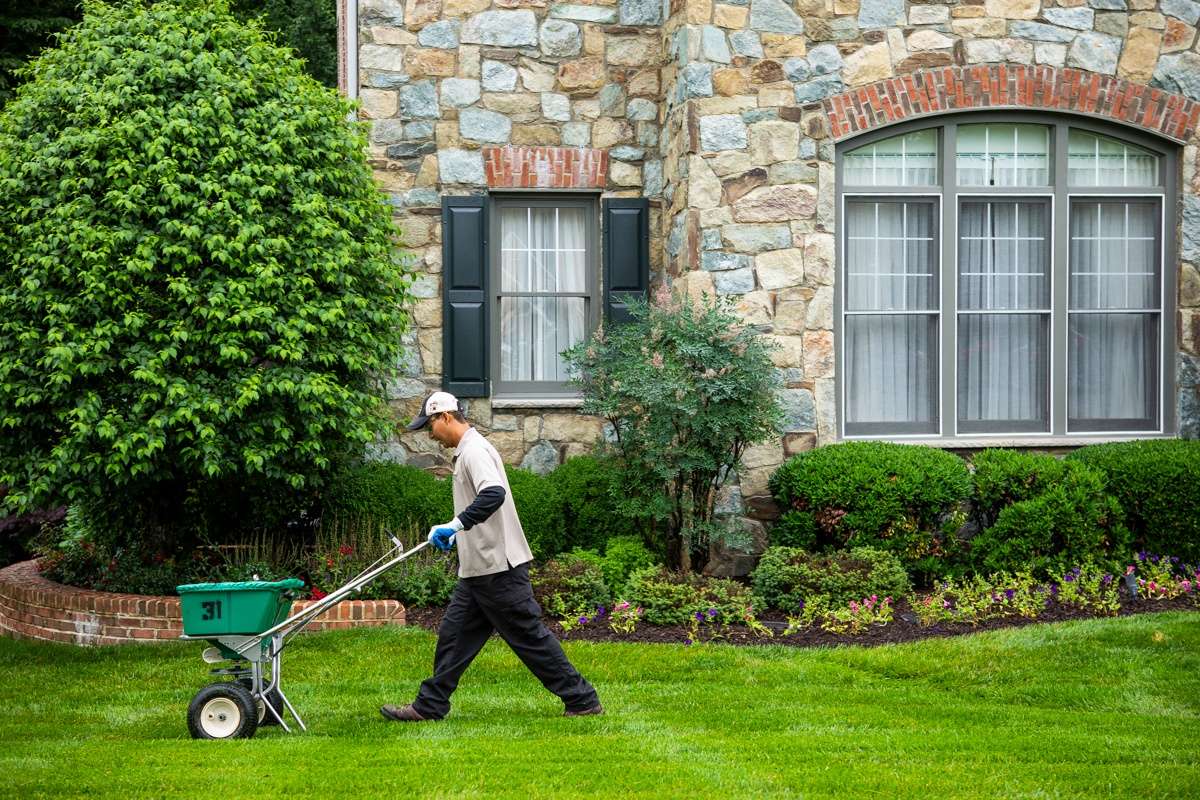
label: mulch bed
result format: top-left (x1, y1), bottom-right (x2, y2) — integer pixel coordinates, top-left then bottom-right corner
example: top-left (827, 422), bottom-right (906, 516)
top-left (402, 594), bottom-right (1200, 649)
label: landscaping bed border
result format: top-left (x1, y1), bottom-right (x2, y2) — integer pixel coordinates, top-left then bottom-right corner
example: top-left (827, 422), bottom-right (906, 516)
top-left (0, 560), bottom-right (406, 647)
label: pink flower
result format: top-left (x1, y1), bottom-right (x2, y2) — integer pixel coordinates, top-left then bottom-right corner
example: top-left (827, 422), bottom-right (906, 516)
top-left (849, 601), bottom-right (859, 612)
top-left (942, 600), bottom-right (951, 608)
top-left (1126, 565), bottom-right (1136, 575)
top-left (651, 352), bottom-right (664, 369)
top-left (1180, 580), bottom-right (1192, 592)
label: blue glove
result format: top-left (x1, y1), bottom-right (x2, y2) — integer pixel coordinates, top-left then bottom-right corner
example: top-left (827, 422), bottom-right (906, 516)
top-left (427, 518), bottom-right (463, 551)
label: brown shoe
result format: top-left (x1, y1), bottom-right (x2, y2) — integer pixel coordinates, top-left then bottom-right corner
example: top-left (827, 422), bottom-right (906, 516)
top-left (564, 703), bottom-right (604, 717)
top-left (380, 703), bottom-right (430, 722)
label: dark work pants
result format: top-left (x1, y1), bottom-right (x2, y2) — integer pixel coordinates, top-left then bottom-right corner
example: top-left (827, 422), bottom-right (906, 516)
top-left (412, 562), bottom-right (600, 719)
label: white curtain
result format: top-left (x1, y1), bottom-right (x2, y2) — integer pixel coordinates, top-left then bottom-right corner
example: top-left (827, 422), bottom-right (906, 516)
top-left (844, 201), bottom-right (937, 430)
top-left (957, 202), bottom-right (1049, 431)
top-left (1067, 201), bottom-right (1158, 428)
top-left (1068, 130), bottom-right (1159, 187)
top-left (499, 207), bottom-right (587, 383)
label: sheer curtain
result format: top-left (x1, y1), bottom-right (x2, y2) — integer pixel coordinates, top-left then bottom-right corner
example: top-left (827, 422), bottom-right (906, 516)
top-left (957, 201), bottom-right (1050, 432)
top-left (499, 207), bottom-right (587, 384)
top-left (1067, 201), bottom-right (1159, 429)
top-left (844, 200), bottom-right (938, 433)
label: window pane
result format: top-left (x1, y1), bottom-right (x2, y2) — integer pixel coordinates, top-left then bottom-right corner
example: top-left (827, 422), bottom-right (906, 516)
top-left (957, 314), bottom-right (1050, 433)
top-left (1069, 201), bottom-right (1159, 310)
top-left (499, 297), bottom-right (587, 382)
top-left (956, 123), bottom-right (1050, 186)
top-left (843, 130), bottom-right (939, 186)
top-left (958, 201), bottom-right (1050, 311)
top-left (1068, 313), bottom-right (1159, 431)
top-left (497, 204), bottom-right (592, 386)
top-left (1068, 129), bottom-right (1160, 187)
top-left (845, 315), bottom-right (938, 434)
top-left (845, 200), bottom-right (937, 311)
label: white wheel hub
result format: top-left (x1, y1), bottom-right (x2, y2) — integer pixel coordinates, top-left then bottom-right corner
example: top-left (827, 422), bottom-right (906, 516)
top-left (200, 697), bottom-right (242, 738)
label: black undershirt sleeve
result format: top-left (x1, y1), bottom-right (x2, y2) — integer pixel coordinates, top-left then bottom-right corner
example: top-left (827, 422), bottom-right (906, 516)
top-left (457, 485), bottom-right (506, 530)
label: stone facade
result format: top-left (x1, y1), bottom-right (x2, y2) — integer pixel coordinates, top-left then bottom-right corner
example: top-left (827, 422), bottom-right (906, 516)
top-left (352, 0), bottom-right (1200, 533)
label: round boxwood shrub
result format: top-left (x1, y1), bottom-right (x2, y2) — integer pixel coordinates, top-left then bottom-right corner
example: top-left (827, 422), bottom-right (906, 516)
top-left (504, 465), bottom-right (565, 561)
top-left (623, 566), bottom-right (752, 625)
top-left (1066, 439), bottom-right (1200, 561)
top-left (0, 1), bottom-right (410, 553)
top-left (531, 553), bottom-right (611, 618)
top-left (600, 535), bottom-right (659, 594)
top-left (968, 450), bottom-right (1129, 577)
top-left (750, 546), bottom-right (912, 612)
top-left (768, 442), bottom-right (972, 585)
top-left (547, 455), bottom-right (645, 553)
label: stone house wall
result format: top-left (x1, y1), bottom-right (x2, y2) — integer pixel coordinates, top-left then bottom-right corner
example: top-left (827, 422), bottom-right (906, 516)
top-left (352, 0), bottom-right (1200, 537)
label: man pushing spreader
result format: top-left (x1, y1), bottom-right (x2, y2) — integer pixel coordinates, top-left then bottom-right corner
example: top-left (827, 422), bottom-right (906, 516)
top-left (380, 392), bottom-right (603, 722)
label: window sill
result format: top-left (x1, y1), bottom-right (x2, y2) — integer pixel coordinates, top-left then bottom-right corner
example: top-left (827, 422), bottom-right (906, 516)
top-left (490, 395), bottom-right (585, 409)
top-left (845, 434), bottom-right (1177, 449)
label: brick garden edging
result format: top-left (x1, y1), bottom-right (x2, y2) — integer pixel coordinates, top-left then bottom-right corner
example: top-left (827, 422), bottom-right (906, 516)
top-left (0, 560), bottom-right (405, 647)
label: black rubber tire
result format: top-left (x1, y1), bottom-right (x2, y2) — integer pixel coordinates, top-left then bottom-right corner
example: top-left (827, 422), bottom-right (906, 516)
top-left (238, 678), bottom-right (284, 726)
top-left (187, 682), bottom-right (259, 740)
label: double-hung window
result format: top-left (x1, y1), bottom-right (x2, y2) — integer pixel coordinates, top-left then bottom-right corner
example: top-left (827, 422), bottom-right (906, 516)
top-left (492, 197), bottom-right (599, 398)
top-left (836, 113), bottom-right (1177, 440)
top-left (440, 195), bottom-right (648, 401)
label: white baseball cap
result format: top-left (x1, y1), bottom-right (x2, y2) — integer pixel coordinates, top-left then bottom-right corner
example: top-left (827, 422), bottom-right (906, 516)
top-left (406, 391), bottom-right (462, 431)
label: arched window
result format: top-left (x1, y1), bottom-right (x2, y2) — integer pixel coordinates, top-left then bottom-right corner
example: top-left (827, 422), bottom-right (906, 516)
top-left (835, 112), bottom-right (1178, 440)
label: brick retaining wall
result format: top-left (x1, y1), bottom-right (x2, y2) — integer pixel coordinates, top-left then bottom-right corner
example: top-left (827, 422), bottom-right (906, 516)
top-left (0, 560), bottom-right (405, 647)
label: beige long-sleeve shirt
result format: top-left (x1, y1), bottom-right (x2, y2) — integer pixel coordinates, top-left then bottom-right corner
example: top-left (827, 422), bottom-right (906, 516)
top-left (451, 427), bottom-right (534, 577)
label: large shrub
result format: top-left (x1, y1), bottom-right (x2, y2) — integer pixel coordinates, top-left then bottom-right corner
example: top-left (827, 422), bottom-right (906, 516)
top-left (768, 442), bottom-right (972, 585)
top-left (321, 463), bottom-right (454, 536)
top-left (0, 1), bottom-right (410, 554)
top-left (600, 535), bottom-right (659, 593)
top-left (623, 567), bottom-right (752, 625)
top-left (562, 288), bottom-right (782, 573)
top-left (1066, 440), bottom-right (1200, 561)
top-left (750, 546), bottom-right (912, 612)
top-left (968, 450), bottom-right (1129, 577)
top-left (547, 455), bottom-right (647, 553)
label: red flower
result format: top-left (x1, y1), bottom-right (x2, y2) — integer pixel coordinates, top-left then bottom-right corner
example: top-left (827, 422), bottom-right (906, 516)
top-left (339, 545), bottom-right (354, 556)
top-left (311, 587), bottom-right (327, 600)
top-left (325, 557), bottom-right (334, 568)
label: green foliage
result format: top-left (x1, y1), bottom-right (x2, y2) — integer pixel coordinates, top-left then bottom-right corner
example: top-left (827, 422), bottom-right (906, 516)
top-left (321, 463), bottom-right (454, 535)
top-left (1066, 439), bottom-right (1200, 561)
top-left (600, 535), bottom-right (659, 593)
top-left (562, 288), bottom-right (783, 573)
top-left (968, 450), bottom-right (1129, 577)
top-left (503, 465), bottom-right (565, 560)
top-left (623, 566), bottom-right (752, 625)
top-left (750, 546), bottom-right (912, 612)
top-left (0, 2), bottom-right (410, 547)
top-left (530, 553), bottom-right (611, 618)
top-left (769, 442), bottom-right (972, 585)
top-left (547, 455), bottom-right (646, 552)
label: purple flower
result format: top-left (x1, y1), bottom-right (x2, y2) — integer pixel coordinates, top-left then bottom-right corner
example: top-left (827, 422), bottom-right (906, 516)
top-left (578, 616), bottom-right (589, 624)
top-left (1064, 573), bottom-right (1075, 583)
top-left (1049, 583), bottom-right (1059, 595)
top-left (1137, 552), bottom-right (1147, 561)
top-left (797, 600), bottom-right (805, 610)
top-left (1004, 589), bottom-right (1015, 600)
top-left (684, 638), bottom-right (693, 646)
top-left (1171, 556), bottom-right (1180, 564)
top-left (1102, 574), bottom-right (1113, 585)
top-left (707, 608), bottom-right (718, 618)
top-left (1150, 555), bottom-right (1160, 564)
top-left (695, 612), bottom-right (705, 622)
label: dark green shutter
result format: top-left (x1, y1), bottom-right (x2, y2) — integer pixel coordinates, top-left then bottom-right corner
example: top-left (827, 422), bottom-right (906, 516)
top-left (602, 198), bottom-right (650, 323)
top-left (442, 196), bottom-right (489, 397)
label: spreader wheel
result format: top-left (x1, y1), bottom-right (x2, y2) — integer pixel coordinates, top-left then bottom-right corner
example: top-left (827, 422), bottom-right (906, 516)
top-left (188, 682), bottom-right (258, 740)
top-left (238, 678), bottom-right (284, 726)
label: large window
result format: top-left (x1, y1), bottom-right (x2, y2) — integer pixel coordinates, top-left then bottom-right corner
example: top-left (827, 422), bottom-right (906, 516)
top-left (489, 196), bottom-right (600, 397)
top-left (836, 114), bottom-right (1176, 439)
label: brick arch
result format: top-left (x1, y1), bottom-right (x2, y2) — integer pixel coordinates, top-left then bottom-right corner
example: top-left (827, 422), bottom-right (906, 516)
top-left (822, 65), bottom-right (1200, 145)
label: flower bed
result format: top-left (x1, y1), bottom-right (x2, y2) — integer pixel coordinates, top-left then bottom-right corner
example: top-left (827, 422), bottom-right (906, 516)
top-left (0, 560), bottom-right (405, 647)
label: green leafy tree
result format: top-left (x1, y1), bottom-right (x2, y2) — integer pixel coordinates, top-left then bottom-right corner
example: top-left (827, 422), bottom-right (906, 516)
top-left (563, 288), bottom-right (783, 573)
top-left (0, 0), bottom-right (410, 551)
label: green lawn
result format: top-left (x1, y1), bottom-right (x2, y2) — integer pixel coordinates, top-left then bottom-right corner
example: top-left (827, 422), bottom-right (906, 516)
top-left (3, 612), bottom-right (1199, 799)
